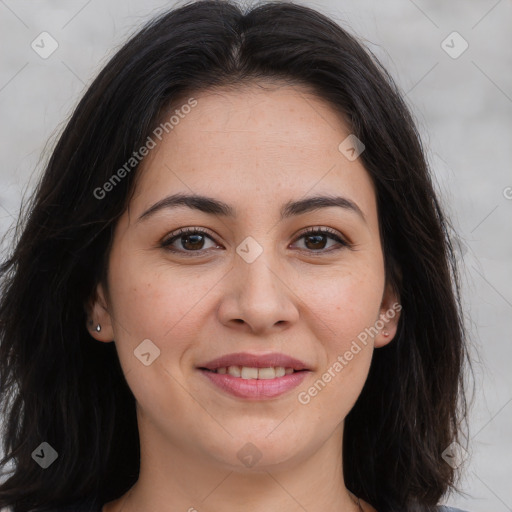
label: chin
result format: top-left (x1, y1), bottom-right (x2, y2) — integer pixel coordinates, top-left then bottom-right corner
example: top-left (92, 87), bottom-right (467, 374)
top-left (215, 435), bottom-right (311, 471)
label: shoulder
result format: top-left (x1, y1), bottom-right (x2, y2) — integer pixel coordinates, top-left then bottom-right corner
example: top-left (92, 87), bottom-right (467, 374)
top-left (437, 506), bottom-right (471, 512)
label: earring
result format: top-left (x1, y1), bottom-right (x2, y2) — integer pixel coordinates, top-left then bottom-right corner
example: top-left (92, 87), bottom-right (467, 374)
top-left (382, 331), bottom-right (390, 337)
top-left (96, 324), bottom-right (101, 332)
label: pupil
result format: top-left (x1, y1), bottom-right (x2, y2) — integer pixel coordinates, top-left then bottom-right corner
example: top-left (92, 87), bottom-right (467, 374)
top-left (306, 234), bottom-right (325, 250)
top-left (183, 234), bottom-right (203, 250)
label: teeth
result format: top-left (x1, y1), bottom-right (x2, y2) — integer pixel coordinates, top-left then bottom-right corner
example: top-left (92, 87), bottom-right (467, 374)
top-left (258, 367), bottom-right (278, 379)
top-left (241, 366), bottom-right (258, 379)
top-left (214, 366), bottom-right (296, 379)
top-left (275, 367), bottom-right (286, 378)
top-left (227, 366), bottom-right (241, 377)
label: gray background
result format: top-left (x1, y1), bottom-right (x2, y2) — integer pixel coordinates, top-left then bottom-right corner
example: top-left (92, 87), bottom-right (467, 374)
top-left (0, 0), bottom-right (511, 510)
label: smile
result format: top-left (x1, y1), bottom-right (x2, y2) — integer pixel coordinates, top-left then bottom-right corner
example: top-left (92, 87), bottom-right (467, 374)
top-left (199, 367), bottom-right (310, 399)
top-left (205, 366), bottom-right (299, 379)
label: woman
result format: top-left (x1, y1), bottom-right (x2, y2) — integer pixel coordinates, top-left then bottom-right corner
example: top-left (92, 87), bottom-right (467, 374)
top-left (0, 1), bottom-right (473, 511)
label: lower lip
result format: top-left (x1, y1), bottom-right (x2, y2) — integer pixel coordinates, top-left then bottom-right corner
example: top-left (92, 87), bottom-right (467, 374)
top-left (198, 369), bottom-right (309, 399)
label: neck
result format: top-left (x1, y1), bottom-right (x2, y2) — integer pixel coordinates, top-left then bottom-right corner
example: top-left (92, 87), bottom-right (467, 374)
top-left (103, 411), bottom-right (371, 512)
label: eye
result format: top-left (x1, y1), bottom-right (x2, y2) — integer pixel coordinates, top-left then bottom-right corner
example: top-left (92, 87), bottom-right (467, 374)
top-left (160, 227), bottom-right (220, 255)
top-left (160, 226), bottom-right (351, 256)
top-left (291, 227), bottom-right (351, 254)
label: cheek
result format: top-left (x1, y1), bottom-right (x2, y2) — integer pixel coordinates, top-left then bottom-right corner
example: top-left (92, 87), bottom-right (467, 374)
top-left (107, 261), bottom-right (211, 415)
top-left (107, 256), bottom-right (220, 365)
top-left (108, 248), bottom-right (195, 330)
top-left (305, 264), bottom-right (384, 344)
top-left (299, 282), bottom-right (378, 420)
top-left (300, 355), bottom-right (370, 429)
top-left (296, 266), bottom-right (382, 408)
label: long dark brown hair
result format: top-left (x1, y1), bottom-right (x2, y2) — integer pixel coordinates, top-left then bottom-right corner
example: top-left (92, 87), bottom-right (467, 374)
top-left (0, 1), bottom-right (473, 511)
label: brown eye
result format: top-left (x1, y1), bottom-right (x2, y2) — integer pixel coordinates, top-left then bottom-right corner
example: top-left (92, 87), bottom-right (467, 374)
top-left (292, 227), bottom-right (350, 253)
top-left (180, 232), bottom-right (206, 250)
top-left (161, 228), bottom-right (219, 254)
top-left (303, 233), bottom-right (329, 250)
top-left (160, 226), bottom-right (351, 257)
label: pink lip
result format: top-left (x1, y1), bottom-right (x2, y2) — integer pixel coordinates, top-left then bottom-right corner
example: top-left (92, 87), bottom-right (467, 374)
top-left (198, 352), bottom-right (310, 371)
top-left (199, 368), bottom-right (309, 399)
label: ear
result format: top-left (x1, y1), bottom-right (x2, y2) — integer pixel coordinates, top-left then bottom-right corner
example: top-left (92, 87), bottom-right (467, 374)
top-left (374, 280), bottom-right (401, 348)
top-left (84, 282), bottom-right (115, 343)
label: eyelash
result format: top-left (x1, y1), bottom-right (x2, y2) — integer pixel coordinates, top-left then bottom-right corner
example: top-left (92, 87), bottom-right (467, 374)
top-left (160, 226), bottom-right (352, 256)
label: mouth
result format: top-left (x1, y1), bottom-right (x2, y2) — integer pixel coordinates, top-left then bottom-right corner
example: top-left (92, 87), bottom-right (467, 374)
top-left (199, 366), bottom-right (307, 379)
top-left (196, 352), bottom-right (312, 399)
top-left (197, 351), bottom-right (310, 373)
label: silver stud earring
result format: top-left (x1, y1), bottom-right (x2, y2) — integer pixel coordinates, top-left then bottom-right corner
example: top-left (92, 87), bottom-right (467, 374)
top-left (96, 324), bottom-right (101, 332)
top-left (382, 331), bottom-right (390, 337)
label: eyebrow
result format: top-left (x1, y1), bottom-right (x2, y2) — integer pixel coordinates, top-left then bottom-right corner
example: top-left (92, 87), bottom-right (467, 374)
top-left (137, 192), bottom-right (366, 223)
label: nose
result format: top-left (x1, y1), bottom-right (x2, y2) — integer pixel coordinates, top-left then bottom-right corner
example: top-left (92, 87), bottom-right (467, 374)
top-left (217, 249), bottom-right (299, 335)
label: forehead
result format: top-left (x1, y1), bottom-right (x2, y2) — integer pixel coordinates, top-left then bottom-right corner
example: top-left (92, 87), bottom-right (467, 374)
top-left (129, 82), bottom-right (377, 225)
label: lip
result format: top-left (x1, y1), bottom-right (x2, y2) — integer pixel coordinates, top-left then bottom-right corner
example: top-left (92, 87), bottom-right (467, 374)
top-left (197, 352), bottom-right (310, 371)
top-left (198, 368), bottom-right (310, 399)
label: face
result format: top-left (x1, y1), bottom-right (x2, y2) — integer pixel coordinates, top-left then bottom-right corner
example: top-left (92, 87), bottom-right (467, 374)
top-left (88, 82), bottom-right (400, 472)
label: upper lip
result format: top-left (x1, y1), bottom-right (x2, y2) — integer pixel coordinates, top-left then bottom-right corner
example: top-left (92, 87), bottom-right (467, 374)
top-left (198, 352), bottom-right (310, 371)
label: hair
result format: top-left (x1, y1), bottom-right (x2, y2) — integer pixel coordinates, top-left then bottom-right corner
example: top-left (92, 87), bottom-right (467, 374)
top-left (0, 1), bottom-right (473, 511)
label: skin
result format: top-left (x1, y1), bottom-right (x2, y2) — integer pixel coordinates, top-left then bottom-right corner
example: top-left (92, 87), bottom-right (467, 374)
top-left (87, 81), bottom-right (400, 512)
